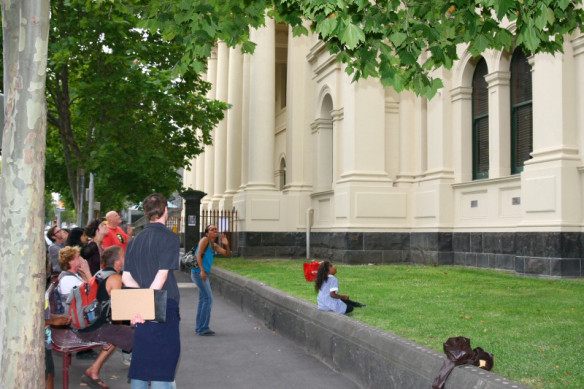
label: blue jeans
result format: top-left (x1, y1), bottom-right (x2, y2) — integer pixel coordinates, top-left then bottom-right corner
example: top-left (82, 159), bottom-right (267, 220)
top-left (191, 271), bottom-right (213, 334)
top-left (131, 379), bottom-right (176, 389)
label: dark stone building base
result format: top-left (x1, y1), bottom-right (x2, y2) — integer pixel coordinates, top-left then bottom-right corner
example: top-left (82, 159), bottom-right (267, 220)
top-left (237, 231), bottom-right (584, 278)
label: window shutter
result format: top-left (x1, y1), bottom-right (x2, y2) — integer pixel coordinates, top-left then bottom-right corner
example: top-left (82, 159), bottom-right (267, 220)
top-left (514, 105), bottom-right (533, 168)
top-left (473, 58), bottom-right (489, 179)
top-left (476, 118), bottom-right (489, 176)
top-left (511, 48), bottom-right (533, 173)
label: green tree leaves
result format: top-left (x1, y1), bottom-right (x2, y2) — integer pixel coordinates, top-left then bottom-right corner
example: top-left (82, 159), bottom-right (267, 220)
top-left (315, 16), bottom-right (337, 38)
top-left (45, 0), bottom-right (227, 211)
top-left (38, 0), bottom-right (584, 209)
top-left (341, 21), bottom-right (366, 49)
top-left (141, 0), bottom-right (583, 98)
top-left (494, 0), bottom-right (517, 19)
top-left (389, 32), bottom-right (408, 47)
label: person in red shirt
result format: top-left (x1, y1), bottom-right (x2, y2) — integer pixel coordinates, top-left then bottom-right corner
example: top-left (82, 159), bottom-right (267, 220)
top-left (102, 211), bottom-right (133, 251)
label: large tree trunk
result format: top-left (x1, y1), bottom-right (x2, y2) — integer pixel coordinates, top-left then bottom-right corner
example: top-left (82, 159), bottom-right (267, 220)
top-left (0, 0), bottom-right (50, 387)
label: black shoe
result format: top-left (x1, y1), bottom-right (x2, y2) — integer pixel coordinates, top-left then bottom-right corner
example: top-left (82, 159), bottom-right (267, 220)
top-left (354, 302), bottom-right (366, 308)
top-left (199, 330), bottom-right (216, 336)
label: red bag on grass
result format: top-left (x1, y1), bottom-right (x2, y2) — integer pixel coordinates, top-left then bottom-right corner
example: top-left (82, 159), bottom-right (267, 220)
top-left (303, 261), bottom-right (321, 282)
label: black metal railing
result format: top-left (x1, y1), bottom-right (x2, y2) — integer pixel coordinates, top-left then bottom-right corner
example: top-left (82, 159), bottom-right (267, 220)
top-left (200, 209), bottom-right (239, 255)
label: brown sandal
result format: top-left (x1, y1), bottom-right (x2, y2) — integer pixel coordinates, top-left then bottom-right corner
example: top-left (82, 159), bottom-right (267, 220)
top-left (81, 374), bottom-right (109, 389)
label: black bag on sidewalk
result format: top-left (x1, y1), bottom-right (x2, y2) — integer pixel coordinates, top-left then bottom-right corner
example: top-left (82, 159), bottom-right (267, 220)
top-left (432, 336), bottom-right (494, 389)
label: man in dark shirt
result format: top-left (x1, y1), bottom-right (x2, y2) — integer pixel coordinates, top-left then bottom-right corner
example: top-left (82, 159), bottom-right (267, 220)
top-left (122, 193), bottom-right (180, 389)
top-left (47, 225), bottom-right (67, 273)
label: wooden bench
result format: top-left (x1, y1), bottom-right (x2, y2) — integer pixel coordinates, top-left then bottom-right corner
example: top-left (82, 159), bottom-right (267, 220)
top-left (47, 279), bottom-right (107, 389)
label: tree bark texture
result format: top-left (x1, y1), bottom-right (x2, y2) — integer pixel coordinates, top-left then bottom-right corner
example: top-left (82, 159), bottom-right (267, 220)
top-left (0, 0), bottom-right (50, 387)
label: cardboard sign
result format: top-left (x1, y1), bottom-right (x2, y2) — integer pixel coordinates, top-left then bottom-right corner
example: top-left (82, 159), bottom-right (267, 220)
top-left (111, 289), bottom-right (156, 321)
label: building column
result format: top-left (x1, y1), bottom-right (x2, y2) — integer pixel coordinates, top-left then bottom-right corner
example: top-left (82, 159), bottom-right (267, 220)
top-left (450, 86), bottom-right (473, 182)
top-left (521, 49), bottom-right (581, 226)
top-left (239, 52), bottom-right (251, 190)
top-left (331, 108), bottom-right (344, 186)
top-left (572, 34), bottom-right (584, 230)
top-left (311, 118), bottom-right (333, 192)
top-left (425, 70), bottom-right (454, 179)
top-left (183, 163), bottom-right (196, 190)
top-left (572, 34), bottom-right (584, 170)
top-left (395, 91), bottom-right (420, 185)
top-left (333, 76), bottom-right (394, 227)
top-left (233, 17), bottom-right (285, 232)
top-left (247, 18), bottom-right (276, 189)
top-left (384, 90), bottom-right (400, 180)
top-left (285, 24), bottom-right (312, 192)
top-left (413, 69), bottom-right (455, 228)
top-left (222, 45), bottom-right (243, 210)
top-left (485, 71), bottom-right (511, 179)
top-left (203, 48), bottom-right (217, 209)
top-left (283, 25), bottom-right (312, 228)
top-left (337, 77), bottom-right (389, 182)
top-left (212, 41), bottom-right (229, 208)
top-left (195, 154), bottom-right (205, 191)
top-left (193, 72), bottom-right (207, 193)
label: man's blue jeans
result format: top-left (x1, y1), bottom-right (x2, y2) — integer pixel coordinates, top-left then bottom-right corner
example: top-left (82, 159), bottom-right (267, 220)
top-left (191, 271), bottom-right (213, 334)
top-left (131, 379), bottom-right (176, 389)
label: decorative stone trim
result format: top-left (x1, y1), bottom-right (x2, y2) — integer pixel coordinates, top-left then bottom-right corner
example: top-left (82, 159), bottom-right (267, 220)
top-left (450, 86), bottom-right (472, 102)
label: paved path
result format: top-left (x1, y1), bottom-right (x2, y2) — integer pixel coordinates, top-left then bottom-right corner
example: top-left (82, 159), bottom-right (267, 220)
top-left (53, 270), bottom-right (361, 389)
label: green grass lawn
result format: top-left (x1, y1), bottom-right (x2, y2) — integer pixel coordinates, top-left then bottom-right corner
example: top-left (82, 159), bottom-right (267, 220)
top-left (214, 258), bottom-right (584, 389)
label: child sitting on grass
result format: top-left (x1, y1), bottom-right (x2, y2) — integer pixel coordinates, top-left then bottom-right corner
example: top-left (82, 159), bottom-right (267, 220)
top-left (315, 260), bottom-right (365, 314)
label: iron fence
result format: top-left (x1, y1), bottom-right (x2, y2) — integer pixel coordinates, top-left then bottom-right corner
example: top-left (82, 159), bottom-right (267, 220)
top-left (200, 209), bottom-right (239, 255)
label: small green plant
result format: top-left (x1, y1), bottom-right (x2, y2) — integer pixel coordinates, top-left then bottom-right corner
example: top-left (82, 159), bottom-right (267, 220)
top-left (214, 258), bottom-right (584, 389)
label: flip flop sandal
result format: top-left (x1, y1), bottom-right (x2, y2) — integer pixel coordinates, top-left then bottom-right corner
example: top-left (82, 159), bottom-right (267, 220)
top-left (81, 374), bottom-right (109, 389)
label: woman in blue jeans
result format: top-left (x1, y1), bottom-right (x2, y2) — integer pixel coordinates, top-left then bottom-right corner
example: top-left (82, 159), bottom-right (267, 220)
top-left (191, 224), bottom-right (231, 335)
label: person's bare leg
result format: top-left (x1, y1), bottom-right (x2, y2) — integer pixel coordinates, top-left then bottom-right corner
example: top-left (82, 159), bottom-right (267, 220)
top-left (46, 372), bottom-right (54, 389)
top-left (85, 345), bottom-right (116, 381)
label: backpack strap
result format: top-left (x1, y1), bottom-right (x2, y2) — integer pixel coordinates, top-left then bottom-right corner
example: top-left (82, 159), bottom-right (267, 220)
top-left (94, 269), bottom-right (117, 281)
top-left (57, 271), bottom-right (83, 320)
top-left (204, 237), bottom-right (216, 254)
top-left (58, 270), bottom-right (76, 281)
top-left (194, 237), bottom-right (213, 256)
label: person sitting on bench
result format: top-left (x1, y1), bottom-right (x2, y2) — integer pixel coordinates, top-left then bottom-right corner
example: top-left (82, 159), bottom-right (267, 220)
top-left (58, 246), bottom-right (133, 389)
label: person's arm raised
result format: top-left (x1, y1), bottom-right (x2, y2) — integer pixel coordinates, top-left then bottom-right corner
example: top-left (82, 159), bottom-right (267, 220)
top-left (215, 234), bottom-right (231, 257)
top-left (78, 258), bottom-right (92, 281)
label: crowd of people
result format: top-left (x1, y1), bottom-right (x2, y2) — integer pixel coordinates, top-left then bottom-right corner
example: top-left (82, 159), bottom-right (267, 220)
top-left (45, 194), bottom-right (192, 389)
top-left (45, 195), bottom-right (363, 389)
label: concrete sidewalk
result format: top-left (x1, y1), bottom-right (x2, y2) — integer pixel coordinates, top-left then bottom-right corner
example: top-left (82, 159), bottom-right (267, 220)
top-left (53, 270), bottom-right (361, 389)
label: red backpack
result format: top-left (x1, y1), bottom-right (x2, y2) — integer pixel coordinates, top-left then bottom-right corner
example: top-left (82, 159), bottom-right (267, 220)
top-left (65, 271), bottom-right (115, 330)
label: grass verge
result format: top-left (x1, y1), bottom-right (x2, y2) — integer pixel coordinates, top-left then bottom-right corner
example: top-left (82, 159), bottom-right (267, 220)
top-left (214, 258), bottom-right (584, 389)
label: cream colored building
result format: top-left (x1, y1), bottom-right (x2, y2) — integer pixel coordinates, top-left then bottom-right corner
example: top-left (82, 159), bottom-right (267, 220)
top-left (183, 18), bottom-right (584, 277)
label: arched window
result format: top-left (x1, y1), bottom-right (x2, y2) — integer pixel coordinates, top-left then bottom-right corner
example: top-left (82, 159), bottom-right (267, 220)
top-left (278, 158), bottom-right (287, 190)
top-left (510, 48), bottom-right (533, 174)
top-left (472, 58), bottom-right (489, 180)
